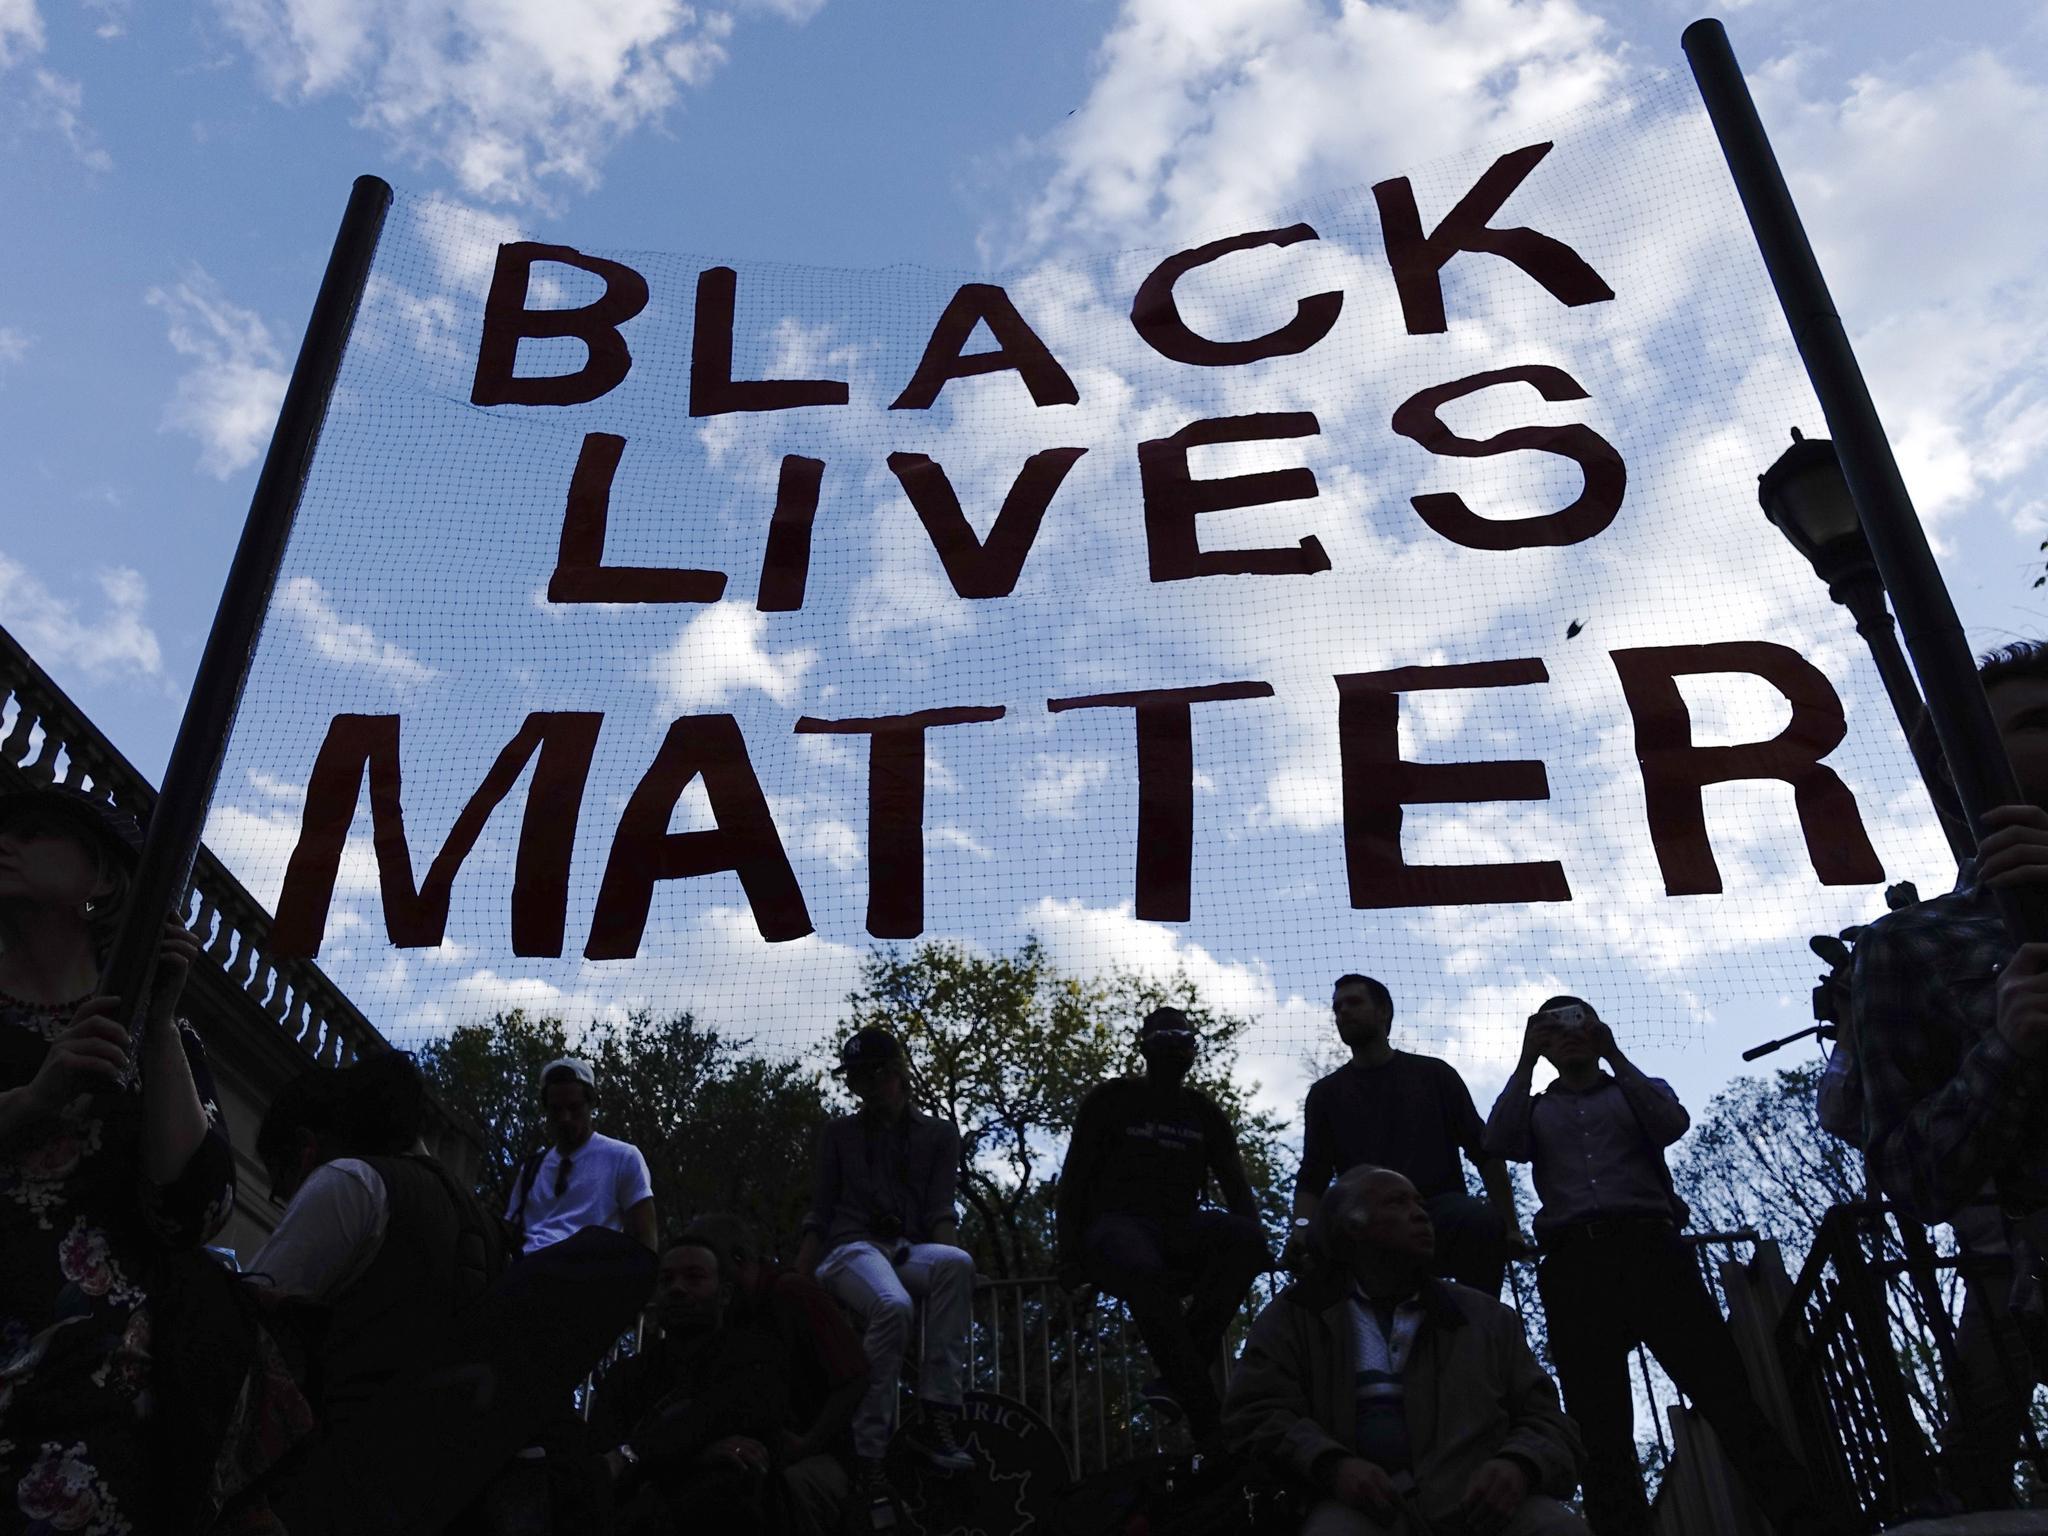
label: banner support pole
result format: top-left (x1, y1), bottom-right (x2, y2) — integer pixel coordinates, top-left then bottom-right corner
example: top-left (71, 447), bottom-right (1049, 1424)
top-left (101, 175), bottom-right (394, 1030)
top-left (1682, 18), bottom-right (2042, 940)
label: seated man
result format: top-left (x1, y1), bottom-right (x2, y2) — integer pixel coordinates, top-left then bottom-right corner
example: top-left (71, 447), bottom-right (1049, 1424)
top-left (589, 1236), bottom-right (789, 1536)
top-left (684, 1213), bottom-right (868, 1536)
top-left (1224, 1165), bottom-right (1587, 1536)
top-left (1054, 1005), bottom-right (1269, 1445)
top-left (795, 1027), bottom-right (976, 1504)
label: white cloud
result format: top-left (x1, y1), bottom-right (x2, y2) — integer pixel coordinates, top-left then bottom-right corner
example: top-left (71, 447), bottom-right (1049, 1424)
top-left (27, 70), bottom-right (110, 170)
top-left (1754, 51), bottom-right (2048, 528)
top-left (215, 0), bottom-right (765, 206)
top-left (146, 271), bottom-right (289, 478)
top-left (1026, 894), bottom-right (1277, 1019)
top-left (646, 601), bottom-right (816, 713)
top-left (0, 0), bottom-right (43, 67)
top-left (277, 575), bottom-right (440, 685)
top-left (0, 551), bottom-right (161, 681)
top-left (0, 326), bottom-right (28, 365)
top-left (1020, 754), bottom-right (1111, 819)
top-left (1016, 0), bottom-right (1620, 255)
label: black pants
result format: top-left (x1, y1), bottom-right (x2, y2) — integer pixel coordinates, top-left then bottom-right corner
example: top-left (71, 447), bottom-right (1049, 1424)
top-left (1081, 1211), bottom-right (1269, 1433)
top-left (1427, 1190), bottom-right (1510, 1297)
top-left (1538, 1225), bottom-right (1822, 1536)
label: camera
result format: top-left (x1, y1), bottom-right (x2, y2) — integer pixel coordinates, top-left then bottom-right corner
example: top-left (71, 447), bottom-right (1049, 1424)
top-left (1537, 1004), bottom-right (1589, 1030)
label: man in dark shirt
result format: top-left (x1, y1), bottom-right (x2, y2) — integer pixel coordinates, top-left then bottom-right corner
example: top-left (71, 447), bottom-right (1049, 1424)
top-left (1055, 1006), bottom-right (1269, 1445)
top-left (590, 1235), bottom-right (789, 1536)
top-left (1293, 973), bottom-right (1524, 1296)
top-left (683, 1213), bottom-right (867, 1536)
top-left (1486, 996), bottom-right (1832, 1536)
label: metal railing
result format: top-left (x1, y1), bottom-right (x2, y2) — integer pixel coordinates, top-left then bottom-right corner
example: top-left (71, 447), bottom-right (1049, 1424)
top-left (0, 623), bottom-right (478, 1172)
top-left (1778, 1198), bottom-right (2047, 1528)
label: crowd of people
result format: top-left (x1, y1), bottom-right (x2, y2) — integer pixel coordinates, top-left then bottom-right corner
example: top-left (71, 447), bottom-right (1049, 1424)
top-left (4, 639), bottom-right (2048, 1534)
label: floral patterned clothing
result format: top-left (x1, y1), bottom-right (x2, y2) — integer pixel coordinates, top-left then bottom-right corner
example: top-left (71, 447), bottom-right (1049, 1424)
top-left (0, 1000), bottom-right (236, 1535)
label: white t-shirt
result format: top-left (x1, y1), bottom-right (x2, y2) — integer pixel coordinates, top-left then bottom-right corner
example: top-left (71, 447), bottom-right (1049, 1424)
top-left (247, 1157), bottom-right (390, 1300)
top-left (506, 1131), bottom-right (653, 1254)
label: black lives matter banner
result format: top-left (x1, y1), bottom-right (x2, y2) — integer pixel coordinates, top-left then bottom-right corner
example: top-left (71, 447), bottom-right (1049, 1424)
top-left (206, 77), bottom-right (1949, 1070)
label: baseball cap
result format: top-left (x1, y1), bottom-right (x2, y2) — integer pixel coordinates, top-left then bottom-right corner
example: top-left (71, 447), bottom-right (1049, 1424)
top-left (833, 1026), bottom-right (907, 1077)
top-left (537, 1056), bottom-right (597, 1093)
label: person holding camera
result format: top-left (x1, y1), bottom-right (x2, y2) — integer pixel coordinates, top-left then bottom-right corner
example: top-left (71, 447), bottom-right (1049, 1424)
top-left (1054, 1005), bottom-right (1268, 1448)
top-left (1485, 996), bottom-right (1829, 1536)
top-left (795, 1027), bottom-right (975, 1504)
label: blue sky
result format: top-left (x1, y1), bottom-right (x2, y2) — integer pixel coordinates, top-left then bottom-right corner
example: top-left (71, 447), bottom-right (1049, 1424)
top-left (6, 0), bottom-right (2048, 1124)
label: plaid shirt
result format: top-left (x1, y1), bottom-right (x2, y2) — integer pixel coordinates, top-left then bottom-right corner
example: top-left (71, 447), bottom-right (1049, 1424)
top-left (1853, 869), bottom-right (2048, 1221)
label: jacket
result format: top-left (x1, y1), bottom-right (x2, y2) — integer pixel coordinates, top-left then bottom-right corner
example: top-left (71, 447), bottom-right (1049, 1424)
top-left (1222, 1275), bottom-right (1583, 1524)
top-left (802, 1107), bottom-right (960, 1250)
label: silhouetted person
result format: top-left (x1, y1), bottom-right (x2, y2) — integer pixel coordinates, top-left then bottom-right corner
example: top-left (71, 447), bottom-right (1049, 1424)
top-left (1055, 1005), bottom-right (1268, 1445)
top-left (0, 784), bottom-right (233, 1534)
top-left (1487, 997), bottom-right (1832, 1536)
top-left (505, 1055), bottom-right (657, 1255)
top-left (591, 1235), bottom-right (788, 1535)
top-left (1225, 1165), bottom-right (1586, 1535)
top-left (250, 1051), bottom-right (502, 1435)
top-left (1294, 973), bottom-right (1524, 1295)
top-left (684, 1212), bottom-right (866, 1536)
top-left (1854, 639), bottom-right (2048, 1507)
top-left (795, 1027), bottom-right (975, 1505)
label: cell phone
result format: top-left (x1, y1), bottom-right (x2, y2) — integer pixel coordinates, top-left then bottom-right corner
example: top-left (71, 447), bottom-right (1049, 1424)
top-left (1537, 1004), bottom-right (1588, 1030)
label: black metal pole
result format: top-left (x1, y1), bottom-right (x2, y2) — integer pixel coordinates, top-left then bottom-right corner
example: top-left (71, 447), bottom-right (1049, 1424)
top-left (1831, 574), bottom-right (1974, 865)
top-left (1683, 19), bottom-right (2044, 940)
top-left (102, 175), bottom-right (393, 1028)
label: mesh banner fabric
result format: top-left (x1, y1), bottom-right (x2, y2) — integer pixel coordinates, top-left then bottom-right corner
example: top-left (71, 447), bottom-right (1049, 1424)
top-left (204, 73), bottom-right (1952, 1101)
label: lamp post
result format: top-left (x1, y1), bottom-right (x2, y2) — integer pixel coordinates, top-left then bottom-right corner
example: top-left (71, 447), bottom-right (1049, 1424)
top-left (1758, 429), bottom-right (1973, 866)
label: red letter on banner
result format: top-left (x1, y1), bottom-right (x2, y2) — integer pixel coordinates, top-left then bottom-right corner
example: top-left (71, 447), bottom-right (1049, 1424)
top-left (1373, 144), bottom-right (1613, 335)
top-left (887, 448), bottom-right (1088, 599)
top-left (1336, 661), bottom-right (1570, 909)
top-left (586, 715), bottom-right (812, 954)
top-left (1138, 414), bottom-right (1332, 581)
top-left (1391, 366), bottom-right (1626, 550)
top-left (548, 433), bottom-right (729, 604)
top-left (795, 707), bottom-right (1007, 938)
top-left (1610, 643), bottom-right (1884, 896)
top-left (471, 242), bottom-right (650, 407)
top-left (755, 454), bottom-right (827, 613)
top-left (273, 711), bottom-right (604, 958)
top-left (690, 267), bottom-right (850, 416)
top-left (1047, 682), bottom-right (1274, 921)
top-left (891, 284), bottom-right (1078, 409)
top-left (1131, 224), bottom-right (1343, 366)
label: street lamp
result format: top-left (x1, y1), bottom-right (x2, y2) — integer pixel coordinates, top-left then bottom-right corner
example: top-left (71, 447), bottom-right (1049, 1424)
top-left (1758, 429), bottom-right (1973, 864)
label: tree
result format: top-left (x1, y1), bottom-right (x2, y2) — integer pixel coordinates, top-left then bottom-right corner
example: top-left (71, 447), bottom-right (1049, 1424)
top-left (1671, 1061), bottom-right (1863, 1276)
top-left (417, 1007), bottom-right (829, 1249)
top-left (841, 938), bottom-right (1292, 1280)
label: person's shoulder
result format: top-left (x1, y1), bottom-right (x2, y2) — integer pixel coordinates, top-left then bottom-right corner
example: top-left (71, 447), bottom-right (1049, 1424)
top-left (1425, 1278), bottom-right (1517, 1333)
top-left (311, 1157), bottom-right (387, 1196)
top-left (1860, 883), bottom-right (2004, 954)
top-left (1393, 1050), bottom-right (1464, 1083)
top-left (585, 1131), bottom-right (640, 1158)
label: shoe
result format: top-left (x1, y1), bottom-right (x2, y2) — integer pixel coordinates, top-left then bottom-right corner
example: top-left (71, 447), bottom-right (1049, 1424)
top-left (906, 1407), bottom-right (976, 1475)
top-left (1139, 1376), bottom-right (1185, 1423)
